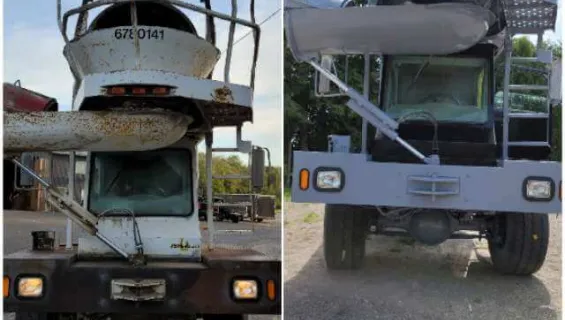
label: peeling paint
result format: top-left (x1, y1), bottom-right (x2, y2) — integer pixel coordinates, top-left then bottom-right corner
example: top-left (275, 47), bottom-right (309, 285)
top-left (211, 86), bottom-right (234, 104)
top-left (4, 110), bottom-right (192, 152)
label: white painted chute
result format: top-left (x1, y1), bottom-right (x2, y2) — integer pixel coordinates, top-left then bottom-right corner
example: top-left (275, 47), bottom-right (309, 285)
top-left (4, 111), bottom-right (191, 152)
top-left (285, 3), bottom-right (496, 59)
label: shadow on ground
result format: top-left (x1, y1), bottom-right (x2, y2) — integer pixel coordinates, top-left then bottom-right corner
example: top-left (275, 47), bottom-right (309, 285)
top-left (285, 239), bottom-right (556, 320)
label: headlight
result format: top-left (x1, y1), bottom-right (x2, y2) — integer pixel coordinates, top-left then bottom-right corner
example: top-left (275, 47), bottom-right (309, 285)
top-left (523, 177), bottom-right (554, 201)
top-left (315, 168), bottom-right (345, 191)
top-left (17, 277), bottom-right (43, 298)
top-left (232, 279), bottom-right (258, 300)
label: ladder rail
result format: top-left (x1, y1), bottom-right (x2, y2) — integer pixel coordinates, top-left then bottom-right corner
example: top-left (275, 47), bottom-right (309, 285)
top-left (502, 36), bottom-right (512, 161)
top-left (503, 51), bottom-right (553, 158)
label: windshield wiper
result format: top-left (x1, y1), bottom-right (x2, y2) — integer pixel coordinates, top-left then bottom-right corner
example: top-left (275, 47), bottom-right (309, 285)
top-left (406, 57), bottom-right (432, 93)
top-left (104, 160), bottom-right (131, 195)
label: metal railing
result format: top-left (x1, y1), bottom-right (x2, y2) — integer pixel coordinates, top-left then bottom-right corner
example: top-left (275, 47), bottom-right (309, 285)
top-left (56, 0), bottom-right (261, 88)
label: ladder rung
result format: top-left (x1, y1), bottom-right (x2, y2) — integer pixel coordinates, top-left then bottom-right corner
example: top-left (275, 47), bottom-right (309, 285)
top-left (214, 202), bottom-right (252, 207)
top-left (511, 57), bottom-right (547, 64)
top-left (213, 175), bottom-right (251, 180)
top-left (509, 113), bottom-right (549, 119)
top-left (508, 84), bottom-right (549, 91)
top-left (507, 141), bottom-right (550, 147)
top-left (212, 148), bottom-right (239, 152)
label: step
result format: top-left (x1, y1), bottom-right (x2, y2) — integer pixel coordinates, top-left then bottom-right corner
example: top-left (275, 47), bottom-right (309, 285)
top-left (509, 113), bottom-right (549, 119)
top-left (507, 141), bottom-right (550, 147)
top-left (511, 65), bottom-right (548, 75)
top-left (508, 84), bottom-right (549, 91)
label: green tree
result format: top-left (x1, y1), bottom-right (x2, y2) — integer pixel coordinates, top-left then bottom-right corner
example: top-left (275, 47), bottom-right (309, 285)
top-left (197, 153), bottom-right (281, 208)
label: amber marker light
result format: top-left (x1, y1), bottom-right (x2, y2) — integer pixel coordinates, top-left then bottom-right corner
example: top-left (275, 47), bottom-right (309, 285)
top-left (3, 277), bottom-right (9, 298)
top-left (152, 87), bottom-right (169, 95)
top-left (299, 169), bottom-right (310, 190)
top-left (108, 86), bottom-right (126, 95)
top-left (267, 280), bottom-right (276, 301)
top-left (132, 87), bottom-right (147, 95)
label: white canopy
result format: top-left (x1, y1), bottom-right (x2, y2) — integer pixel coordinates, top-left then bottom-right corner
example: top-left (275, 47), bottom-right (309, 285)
top-left (285, 2), bottom-right (496, 59)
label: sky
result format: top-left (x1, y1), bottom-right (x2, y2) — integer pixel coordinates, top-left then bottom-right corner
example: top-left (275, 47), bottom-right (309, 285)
top-left (3, 1), bottom-right (563, 168)
top-left (3, 0), bottom-right (283, 166)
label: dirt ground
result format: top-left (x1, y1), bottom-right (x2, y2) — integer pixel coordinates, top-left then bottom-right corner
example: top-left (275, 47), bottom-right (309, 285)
top-left (284, 202), bottom-right (562, 320)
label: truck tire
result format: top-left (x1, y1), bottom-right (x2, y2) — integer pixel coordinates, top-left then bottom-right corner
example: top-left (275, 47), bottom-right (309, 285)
top-left (324, 204), bottom-right (369, 270)
top-left (231, 215), bottom-right (239, 223)
top-left (488, 212), bottom-right (549, 275)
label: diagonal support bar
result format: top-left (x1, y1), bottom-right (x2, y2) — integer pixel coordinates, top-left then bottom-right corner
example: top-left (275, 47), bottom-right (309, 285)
top-left (10, 157), bottom-right (129, 259)
top-left (309, 59), bottom-right (434, 164)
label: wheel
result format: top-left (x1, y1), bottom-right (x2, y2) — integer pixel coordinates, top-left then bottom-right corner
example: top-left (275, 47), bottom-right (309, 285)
top-left (231, 215), bottom-right (239, 223)
top-left (488, 212), bottom-right (549, 275)
top-left (324, 204), bottom-right (369, 270)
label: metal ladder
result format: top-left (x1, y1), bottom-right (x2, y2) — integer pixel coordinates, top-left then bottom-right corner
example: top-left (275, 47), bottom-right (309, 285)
top-left (501, 0), bottom-right (558, 160)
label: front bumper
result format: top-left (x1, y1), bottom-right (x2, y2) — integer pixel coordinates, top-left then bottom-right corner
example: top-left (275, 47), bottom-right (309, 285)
top-left (4, 248), bottom-right (281, 315)
top-left (292, 151), bottom-right (561, 214)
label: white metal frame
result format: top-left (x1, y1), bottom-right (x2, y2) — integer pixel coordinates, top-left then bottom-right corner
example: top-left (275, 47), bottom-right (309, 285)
top-left (56, 0), bottom-right (261, 88)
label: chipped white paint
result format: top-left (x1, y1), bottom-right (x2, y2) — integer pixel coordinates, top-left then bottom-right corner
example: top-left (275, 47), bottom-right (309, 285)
top-left (79, 138), bottom-right (202, 259)
top-left (285, 3), bottom-right (495, 57)
top-left (64, 27), bottom-right (220, 80)
top-left (4, 111), bottom-right (191, 152)
top-left (72, 70), bottom-right (253, 110)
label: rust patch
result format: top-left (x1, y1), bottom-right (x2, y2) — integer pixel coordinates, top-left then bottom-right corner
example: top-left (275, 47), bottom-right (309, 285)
top-left (211, 86), bottom-right (234, 104)
top-left (4, 110), bottom-right (190, 152)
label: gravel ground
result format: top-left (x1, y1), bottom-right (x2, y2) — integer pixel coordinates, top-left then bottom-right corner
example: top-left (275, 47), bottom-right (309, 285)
top-left (284, 202), bottom-right (562, 320)
top-left (4, 210), bottom-right (281, 320)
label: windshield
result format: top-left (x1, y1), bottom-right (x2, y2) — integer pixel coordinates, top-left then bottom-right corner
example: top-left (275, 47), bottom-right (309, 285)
top-left (384, 56), bottom-right (489, 123)
top-left (88, 149), bottom-right (193, 216)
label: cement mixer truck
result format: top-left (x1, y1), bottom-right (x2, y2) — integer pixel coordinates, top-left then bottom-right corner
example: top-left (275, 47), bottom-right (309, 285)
top-left (3, 1), bottom-right (280, 319)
